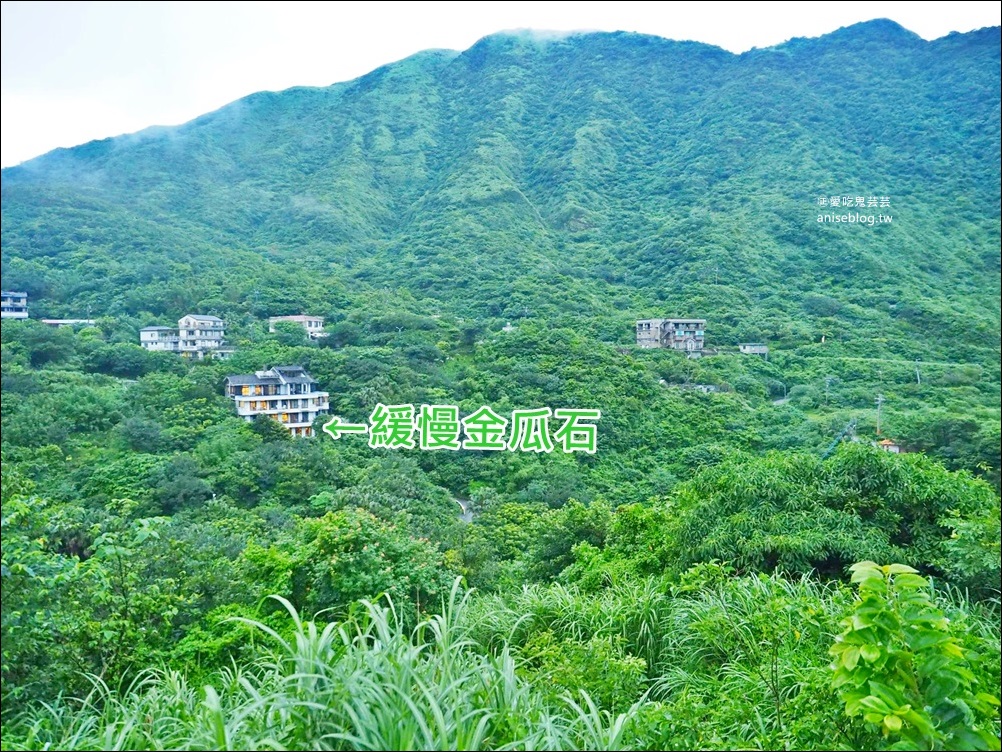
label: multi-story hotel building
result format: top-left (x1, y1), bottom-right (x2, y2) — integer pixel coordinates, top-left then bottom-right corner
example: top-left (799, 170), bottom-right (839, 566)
top-left (224, 365), bottom-right (329, 437)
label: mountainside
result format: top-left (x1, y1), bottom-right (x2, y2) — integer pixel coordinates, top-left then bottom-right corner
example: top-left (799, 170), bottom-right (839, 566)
top-left (3, 21), bottom-right (1001, 747)
top-left (2, 20), bottom-right (1000, 362)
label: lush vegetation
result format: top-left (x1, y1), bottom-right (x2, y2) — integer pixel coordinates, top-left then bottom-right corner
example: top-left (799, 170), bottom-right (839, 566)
top-left (1, 19), bottom-right (999, 751)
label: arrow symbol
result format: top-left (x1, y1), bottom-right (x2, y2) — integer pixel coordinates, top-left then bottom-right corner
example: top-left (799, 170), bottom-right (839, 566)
top-left (322, 415), bottom-right (368, 440)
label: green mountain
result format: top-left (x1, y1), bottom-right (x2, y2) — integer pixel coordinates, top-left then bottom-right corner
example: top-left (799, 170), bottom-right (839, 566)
top-left (2, 22), bottom-right (1000, 748)
top-left (2, 20), bottom-right (999, 362)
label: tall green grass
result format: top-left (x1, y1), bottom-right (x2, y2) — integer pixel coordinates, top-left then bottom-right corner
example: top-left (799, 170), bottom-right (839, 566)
top-left (6, 574), bottom-right (998, 750)
top-left (5, 580), bottom-right (643, 750)
top-left (463, 571), bottom-right (1001, 749)
top-left (463, 572), bottom-right (873, 748)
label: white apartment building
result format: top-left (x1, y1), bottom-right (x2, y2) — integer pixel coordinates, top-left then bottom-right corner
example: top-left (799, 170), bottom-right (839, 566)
top-left (178, 314), bottom-right (225, 354)
top-left (140, 314), bottom-right (227, 358)
top-left (140, 325), bottom-right (180, 351)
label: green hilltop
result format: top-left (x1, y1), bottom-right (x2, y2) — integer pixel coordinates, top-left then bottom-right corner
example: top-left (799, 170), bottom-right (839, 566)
top-left (2, 20), bottom-right (999, 361)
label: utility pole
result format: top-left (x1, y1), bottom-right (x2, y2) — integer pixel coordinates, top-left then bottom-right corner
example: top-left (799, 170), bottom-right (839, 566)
top-left (914, 359), bottom-right (921, 385)
top-left (875, 393), bottom-right (885, 435)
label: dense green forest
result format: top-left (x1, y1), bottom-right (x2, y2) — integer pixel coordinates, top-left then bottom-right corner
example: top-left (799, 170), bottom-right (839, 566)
top-left (1, 20), bottom-right (1000, 750)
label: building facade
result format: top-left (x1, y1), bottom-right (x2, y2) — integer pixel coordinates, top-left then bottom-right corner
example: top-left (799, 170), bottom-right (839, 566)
top-left (224, 365), bottom-right (329, 437)
top-left (268, 314), bottom-right (326, 339)
top-left (738, 343), bottom-right (769, 357)
top-left (636, 318), bottom-right (706, 352)
top-left (178, 314), bottom-right (225, 355)
top-left (635, 319), bottom-right (664, 348)
top-left (139, 326), bottom-right (180, 352)
top-left (140, 326), bottom-right (180, 351)
top-left (1, 291), bottom-right (28, 319)
top-left (140, 314), bottom-right (227, 358)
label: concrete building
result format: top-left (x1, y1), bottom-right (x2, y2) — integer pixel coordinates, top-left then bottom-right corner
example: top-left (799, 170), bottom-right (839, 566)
top-left (140, 326), bottom-right (180, 351)
top-left (1, 291), bottom-right (28, 319)
top-left (635, 319), bottom-right (663, 348)
top-left (268, 314), bottom-right (326, 339)
top-left (140, 314), bottom-right (227, 358)
top-left (739, 343), bottom-right (769, 357)
top-left (636, 318), bottom-right (706, 352)
top-left (224, 365), bottom-right (329, 437)
top-left (178, 314), bottom-right (225, 355)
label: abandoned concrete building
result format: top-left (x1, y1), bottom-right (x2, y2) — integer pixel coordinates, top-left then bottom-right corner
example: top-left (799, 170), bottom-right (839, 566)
top-left (739, 343), bottom-right (769, 357)
top-left (636, 318), bottom-right (706, 352)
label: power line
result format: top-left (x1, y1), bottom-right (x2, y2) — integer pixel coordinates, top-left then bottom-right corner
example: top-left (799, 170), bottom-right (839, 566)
top-left (822, 418), bottom-right (857, 459)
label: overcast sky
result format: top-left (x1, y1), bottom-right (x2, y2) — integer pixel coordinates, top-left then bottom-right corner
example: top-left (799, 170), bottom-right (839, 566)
top-left (1, 1), bottom-right (999, 167)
